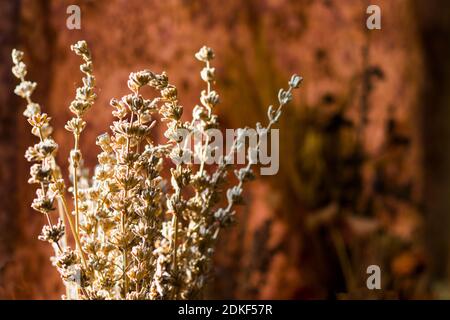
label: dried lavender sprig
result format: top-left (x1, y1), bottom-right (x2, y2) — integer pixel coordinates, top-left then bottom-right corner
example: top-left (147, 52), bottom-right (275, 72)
top-left (12, 48), bottom-right (89, 299)
top-left (66, 40), bottom-right (97, 238)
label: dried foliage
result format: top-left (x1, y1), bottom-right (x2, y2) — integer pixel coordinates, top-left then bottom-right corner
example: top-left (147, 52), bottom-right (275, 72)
top-left (11, 41), bottom-right (301, 299)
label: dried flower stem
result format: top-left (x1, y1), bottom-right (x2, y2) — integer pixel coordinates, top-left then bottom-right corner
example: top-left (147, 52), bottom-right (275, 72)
top-left (73, 138), bottom-right (80, 233)
top-left (121, 105), bottom-right (135, 297)
top-left (58, 193), bottom-right (88, 268)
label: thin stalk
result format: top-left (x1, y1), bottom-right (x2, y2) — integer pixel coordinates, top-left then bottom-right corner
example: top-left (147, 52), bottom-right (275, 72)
top-left (80, 287), bottom-right (91, 300)
top-left (55, 241), bottom-right (63, 253)
top-left (172, 211), bottom-right (178, 272)
top-left (56, 198), bottom-right (68, 248)
top-left (121, 209), bottom-right (128, 297)
top-left (56, 196), bottom-right (71, 298)
top-left (206, 61), bottom-right (211, 93)
top-left (136, 114), bottom-right (141, 153)
top-left (199, 60), bottom-right (212, 176)
top-left (44, 213), bottom-right (52, 226)
top-left (73, 133), bottom-right (80, 237)
top-left (171, 209), bottom-right (179, 300)
top-left (330, 227), bottom-right (355, 292)
top-left (199, 135), bottom-right (210, 175)
top-left (121, 106), bottom-right (135, 297)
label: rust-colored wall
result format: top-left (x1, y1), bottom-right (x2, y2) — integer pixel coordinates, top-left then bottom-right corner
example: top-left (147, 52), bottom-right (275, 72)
top-left (0, 0), bottom-right (20, 299)
top-left (0, 0), bottom-right (439, 299)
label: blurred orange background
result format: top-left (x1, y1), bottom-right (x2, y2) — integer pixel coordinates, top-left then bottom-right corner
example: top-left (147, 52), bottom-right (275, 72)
top-left (1, 0), bottom-right (450, 299)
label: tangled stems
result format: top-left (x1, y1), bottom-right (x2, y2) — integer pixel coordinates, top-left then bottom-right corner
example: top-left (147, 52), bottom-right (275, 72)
top-left (12, 41), bottom-right (301, 299)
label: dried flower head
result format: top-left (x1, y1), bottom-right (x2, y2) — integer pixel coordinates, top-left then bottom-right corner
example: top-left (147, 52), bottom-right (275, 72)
top-left (39, 219), bottom-right (65, 244)
top-left (195, 46), bottom-right (215, 62)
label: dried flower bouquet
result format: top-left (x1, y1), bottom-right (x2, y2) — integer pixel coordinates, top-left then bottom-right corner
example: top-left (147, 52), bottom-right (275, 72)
top-left (11, 41), bottom-right (302, 299)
